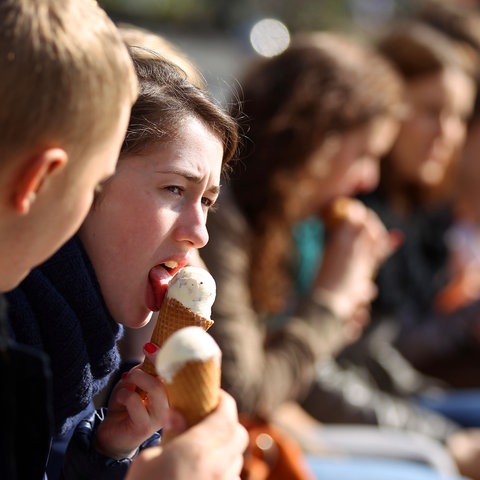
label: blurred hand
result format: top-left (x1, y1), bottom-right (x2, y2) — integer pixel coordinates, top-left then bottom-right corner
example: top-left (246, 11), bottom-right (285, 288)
top-left (448, 428), bottom-right (480, 480)
top-left (315, 199), bottom-right (401, 341)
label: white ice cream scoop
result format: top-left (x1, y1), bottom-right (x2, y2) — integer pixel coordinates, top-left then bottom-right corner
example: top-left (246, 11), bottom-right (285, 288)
top-left (155, 325), bottom-right (221, 382)
top-left (166, 266), bottom-right (216, 318)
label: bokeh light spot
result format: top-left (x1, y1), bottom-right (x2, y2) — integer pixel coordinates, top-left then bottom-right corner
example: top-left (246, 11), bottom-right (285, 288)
top-left (249, 18), bottom-right (290, 57)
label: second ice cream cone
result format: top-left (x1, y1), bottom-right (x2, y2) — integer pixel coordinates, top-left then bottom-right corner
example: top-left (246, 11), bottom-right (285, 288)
top-left (164, 356), bottom-right (220, 426)
top-left (155, 326), bottom-right (222, 443)
top-left (322, 196), bottom-right (352, 229)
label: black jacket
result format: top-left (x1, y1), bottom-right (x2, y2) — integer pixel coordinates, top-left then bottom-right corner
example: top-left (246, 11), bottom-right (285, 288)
top-left (0, 293), bottom-right (54, 479)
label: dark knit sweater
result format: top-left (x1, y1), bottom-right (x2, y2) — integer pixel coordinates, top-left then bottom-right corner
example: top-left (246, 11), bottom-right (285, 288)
top-left (6, 236), bottom-right (122, 437)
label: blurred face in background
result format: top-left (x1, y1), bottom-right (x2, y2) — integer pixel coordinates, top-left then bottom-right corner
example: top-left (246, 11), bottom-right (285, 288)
top-left (299, 115), bottom-right (400, 216)
top-left (388, 66), bottom-right (475, 189)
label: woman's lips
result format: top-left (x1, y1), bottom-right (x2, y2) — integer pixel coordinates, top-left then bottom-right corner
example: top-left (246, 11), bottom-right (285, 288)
top-left (146, 266), bottom-right (173, 311)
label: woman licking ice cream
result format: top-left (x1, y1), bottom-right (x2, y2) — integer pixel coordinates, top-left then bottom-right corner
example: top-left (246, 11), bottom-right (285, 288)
top-left (6, 51), bottom-right (247, 480)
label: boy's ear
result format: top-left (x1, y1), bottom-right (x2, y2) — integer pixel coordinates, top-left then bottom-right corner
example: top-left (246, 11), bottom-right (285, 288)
top-left (14, 148), bottom-right (68, 214)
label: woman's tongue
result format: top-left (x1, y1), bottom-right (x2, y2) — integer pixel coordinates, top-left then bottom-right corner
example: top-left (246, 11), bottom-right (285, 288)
top-left (146, 266), bottom-right (172, 311)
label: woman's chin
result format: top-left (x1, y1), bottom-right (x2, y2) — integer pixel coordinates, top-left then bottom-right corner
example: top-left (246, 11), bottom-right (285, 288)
top-left (122, 310), bottom-right (154, 329)
top-left (143, 311), bottom-right (155, 326)
top-left (420, 162), bottom-right (447, 187)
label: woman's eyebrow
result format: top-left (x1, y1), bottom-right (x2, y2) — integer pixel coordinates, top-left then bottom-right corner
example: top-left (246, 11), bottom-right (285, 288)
top-left (156, 168), bottom-right (220, 195)
top-left (208, 185), bottom-right (221, 195)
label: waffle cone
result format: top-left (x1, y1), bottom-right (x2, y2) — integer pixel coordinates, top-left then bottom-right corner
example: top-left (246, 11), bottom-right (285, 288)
top-left (142, 297), bottom-right (214, 376)
top-left (322, 196), bottom-right (351, 229)
top-left (162, 356), bottom-right (220, 443)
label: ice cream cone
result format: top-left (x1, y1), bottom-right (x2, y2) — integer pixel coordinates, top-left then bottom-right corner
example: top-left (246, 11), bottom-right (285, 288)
top-left (154, 326), bottom-right (222, 443)
top-left (164, 356), bottom-right (220, 425)
top-left (141, 297), bottom-right (214, 376)
top-left (322, 196), bottom-right (352, 229)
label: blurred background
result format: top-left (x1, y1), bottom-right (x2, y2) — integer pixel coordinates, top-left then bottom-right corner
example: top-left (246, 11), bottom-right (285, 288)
top-left (99, 0), bottom-right (479, 100)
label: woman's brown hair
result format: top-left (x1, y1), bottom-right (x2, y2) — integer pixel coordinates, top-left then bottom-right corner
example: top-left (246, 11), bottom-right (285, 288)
top-left (230, 32), bottom-right (404, 313)
top-left (122, 50), bottom-right (238, 169)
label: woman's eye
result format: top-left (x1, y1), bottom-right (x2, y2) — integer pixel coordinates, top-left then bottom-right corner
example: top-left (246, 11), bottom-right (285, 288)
top-left (202, 197), bottom-right (213, 207)
top-left (166, 185), bottom-right (183, 195)
top-left (202, 197), bottom-right (218, 211)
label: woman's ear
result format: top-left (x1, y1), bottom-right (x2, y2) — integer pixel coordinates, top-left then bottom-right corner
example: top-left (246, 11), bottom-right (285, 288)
top-left (14, 148), bottom-right (68, 214)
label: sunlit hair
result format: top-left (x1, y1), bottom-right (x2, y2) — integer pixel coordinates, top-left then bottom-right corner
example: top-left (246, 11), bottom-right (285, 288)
top-left (414, 2), bottom-right (480, 74)
top-left (377, 20), bottom-right (478, 82)
top-left (118, 23), bottom-right (206, 89)
top-left (0, 0), bottom-right (138, 163)
top-left (413, 4), bottom-right (480, 123)
top-left (230, 32), bottom-right (404, 313)
top-left (120, 49), bottom-right (238, 171)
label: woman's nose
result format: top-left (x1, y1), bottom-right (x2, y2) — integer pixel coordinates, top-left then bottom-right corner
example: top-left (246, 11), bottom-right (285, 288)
top-left (175, 204), bottom-right (209, 248)
top-left (355, 159), bottom-right (380, 194)
top-left (442, 113), bottom-right (467, 148)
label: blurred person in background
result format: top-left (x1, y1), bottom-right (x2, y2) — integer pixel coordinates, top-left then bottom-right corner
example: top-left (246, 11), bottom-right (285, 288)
top-left (201, 30), bottom-right (403, 426)
top-left (387, 0), bottom-right (480, 386)
top-left (359, 17), bottom-right (478, 380)
top-left (308, 16), bottom-right (480, 479)
top-left (198, 30), bottom-right (465, 479)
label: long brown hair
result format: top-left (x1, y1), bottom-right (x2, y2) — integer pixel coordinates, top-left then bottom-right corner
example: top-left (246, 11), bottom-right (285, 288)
top-left (122, 50), bottom-right (238, 168)
top-left (92, 51), bottom-right (238, 208)
top-left (230, 32), bottom-right (404, 313)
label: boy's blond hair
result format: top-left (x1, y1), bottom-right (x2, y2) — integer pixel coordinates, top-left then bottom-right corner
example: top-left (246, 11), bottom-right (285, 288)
top-left (0, 0), bottom-right (138, 162)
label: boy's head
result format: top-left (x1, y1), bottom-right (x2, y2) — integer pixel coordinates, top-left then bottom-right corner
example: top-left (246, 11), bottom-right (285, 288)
top-left (0, 0), bottom-right (138, 291)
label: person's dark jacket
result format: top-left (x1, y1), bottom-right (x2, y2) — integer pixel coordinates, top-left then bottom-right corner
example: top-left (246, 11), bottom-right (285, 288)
top-left (6, 237), bottom-right (122, 439)
top-left (0, 293), bottom-right (53, 479)
top-left (360, 189), bottom-right (480, 374)
top-left (6, 237), bottom-right (124, 479)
